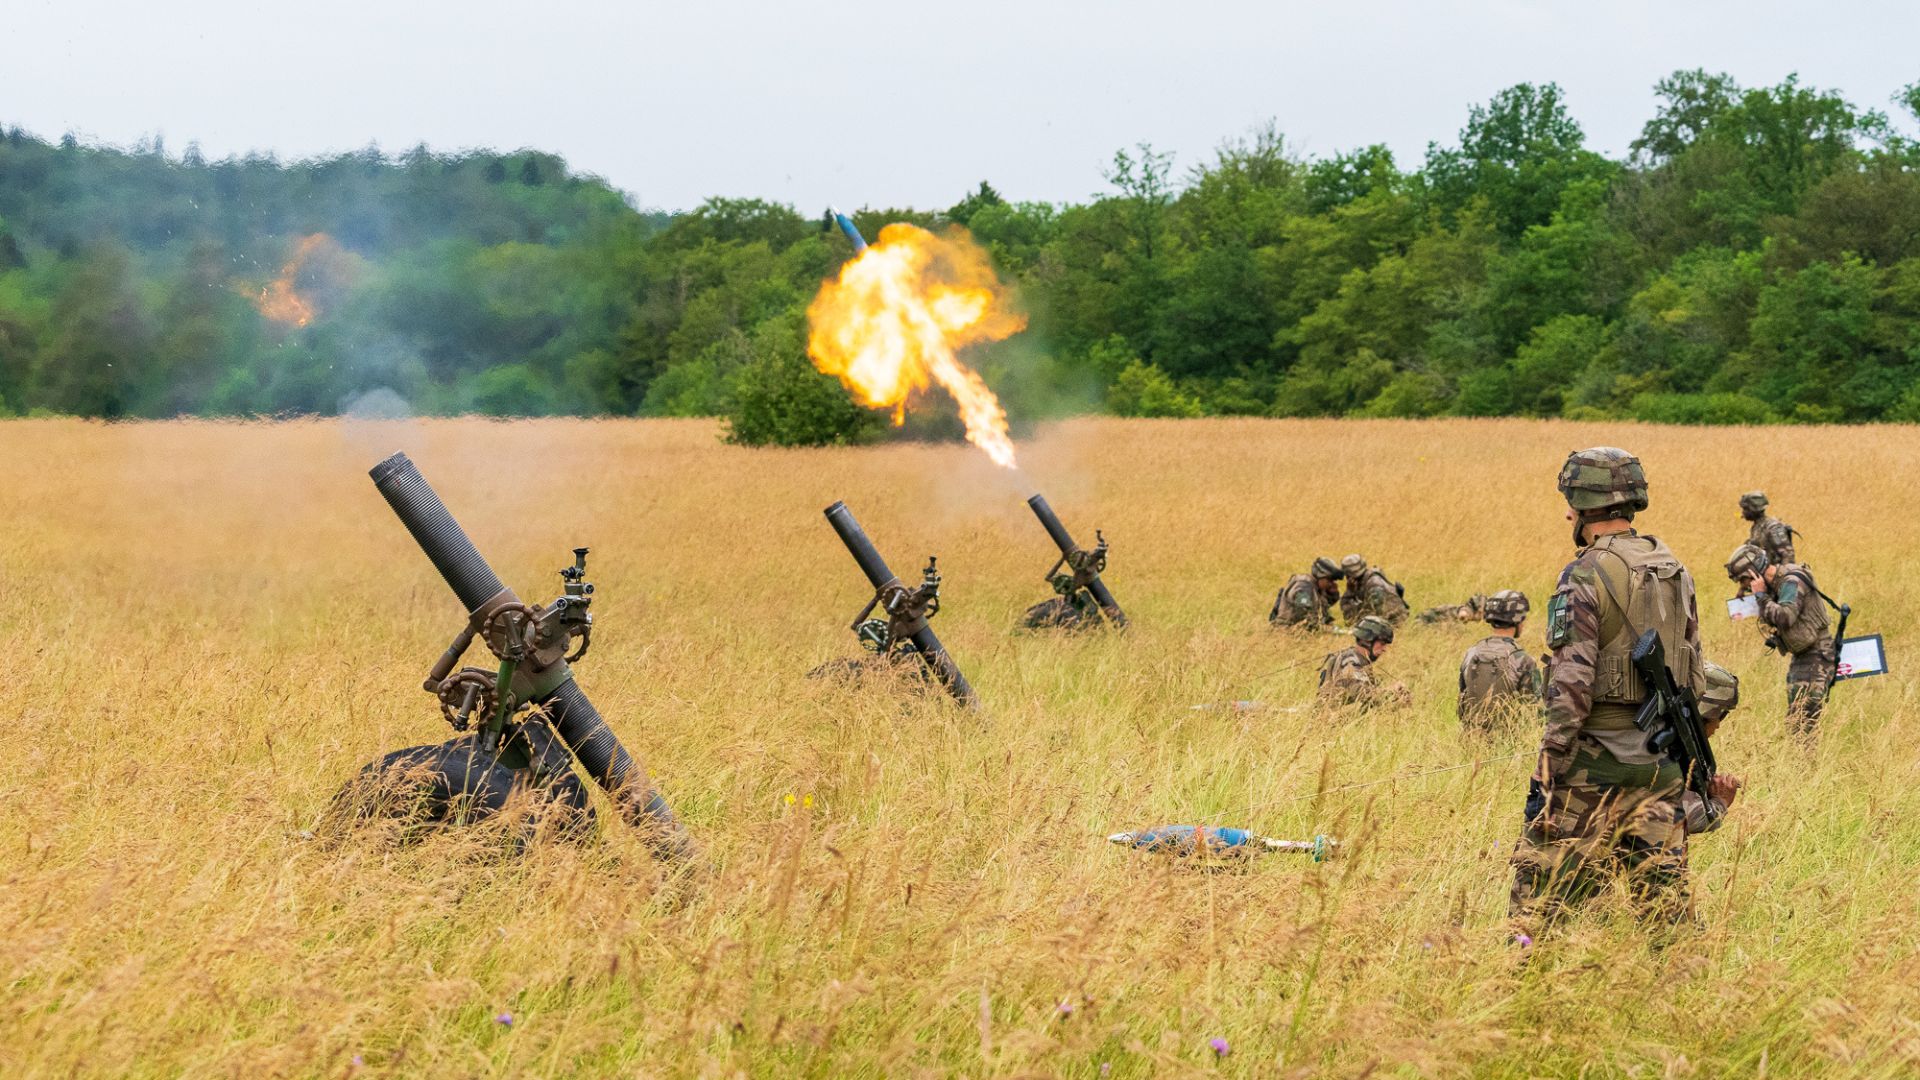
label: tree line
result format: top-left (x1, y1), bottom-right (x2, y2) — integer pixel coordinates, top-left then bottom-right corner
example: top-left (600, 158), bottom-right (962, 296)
top-left (2, 70), bottom-right (1918, 438)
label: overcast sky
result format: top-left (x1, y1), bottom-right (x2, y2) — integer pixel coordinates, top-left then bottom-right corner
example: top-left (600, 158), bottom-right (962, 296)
top-left (6, 0), bottom-right (1916, 213)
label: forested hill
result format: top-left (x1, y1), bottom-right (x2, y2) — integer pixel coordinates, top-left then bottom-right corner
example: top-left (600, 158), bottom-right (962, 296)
top-left (3, 70), bottom-right (1919, 434)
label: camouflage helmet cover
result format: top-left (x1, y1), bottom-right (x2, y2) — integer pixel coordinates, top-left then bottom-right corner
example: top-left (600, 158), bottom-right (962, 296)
top-left (1699, 659), bottom-right (1740, 721)
top-left (1309, 556), bottom-right (1342, 581)
top-left (1339, 554), bottom-right (1368, 579)
top-left (1725, 543), bottom-right (1769, 581)
top-left (1557, 447), bottom-right (1649, 514)
top-left (1738, 491), bottom-right (1769, 514)
top-left (1484, 589), bottom-right (1530, 626)
top-left (1352, 615), bottom-right (1395, 645)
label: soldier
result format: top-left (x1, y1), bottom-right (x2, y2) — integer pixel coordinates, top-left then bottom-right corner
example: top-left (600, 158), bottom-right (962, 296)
top-left (1738, 492), bottom-right (1797, 587)
top-left (1510, 447), bottom-right (1706, 934)
top-left (1681, 662), bottom-right (1745, 834)
top-left (1419, 594), bottom-right (1487, 624)
top-left (1269, 557), bottom-right (1343, 629)
top-left (1337, 554), bottom-right (1410, 626)
top-left (1726, 543), bottom-right (1835, 739)
top-left (1457, 590), bottom-right (1542, 735)
top-left (1317, 615), bottom-right (1409, 709)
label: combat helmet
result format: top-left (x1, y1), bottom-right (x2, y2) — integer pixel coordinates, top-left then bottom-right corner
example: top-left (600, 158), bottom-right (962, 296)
top-left (1484, 589), bottom-right (1530, 627)
top-left (1725, 543), bottom-right (1769, 581)
top-left (1352, 615), bottom-right (1395, 645)
top-left (1739, 491), bottom-right (1769, 519)
top-left (1699, 660), bottom-right (1739, 723)
top-left (1340, 554), bottom-right (1368, 580)
top-left (1558, 447), bottom-right (1648, 516)
top-left (1309, 556), bottom-right (1342, 582)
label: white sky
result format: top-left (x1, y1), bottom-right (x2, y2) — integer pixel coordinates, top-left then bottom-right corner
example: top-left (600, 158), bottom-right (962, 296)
top-left (5, 0), bottom-right (1916, 213)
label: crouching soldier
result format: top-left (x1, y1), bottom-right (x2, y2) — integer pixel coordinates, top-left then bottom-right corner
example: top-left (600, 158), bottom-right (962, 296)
top-left (1317, 615), bottom-right (1409, 710)
top-left (1457, 590), bottom-right (1542, 736)
top-left (1726, 543), bottom-right (1835, 740)
top-left (1682, 661), bottom-right (1745, 833)
top-left (1338, 554), bottom-right (1410, 626)
top-left (1270, 557), bottom-right (1343, 630)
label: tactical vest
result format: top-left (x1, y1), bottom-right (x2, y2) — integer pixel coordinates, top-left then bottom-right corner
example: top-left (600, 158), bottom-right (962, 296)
top-left (1318, 647), bottom-right (1364, 688)
top-left (1775, 566), bottom-right (1830, 654)
top-left (1585, 533), bottom-right (1701, 718)
top-left (1461, 637), bottom-right (1522, 708)
top-left (1279, 575), bottom-right (1319, 620)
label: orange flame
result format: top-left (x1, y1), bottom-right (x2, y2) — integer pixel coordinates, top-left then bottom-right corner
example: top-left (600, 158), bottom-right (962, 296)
top-left (254, 234), bottom-right (332, 327)
top-left (807, 223), bottom-right (1026, 468)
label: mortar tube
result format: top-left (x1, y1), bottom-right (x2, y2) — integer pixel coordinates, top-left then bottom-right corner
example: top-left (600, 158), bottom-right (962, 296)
top-left (369, 451), bottom-right (694, 860)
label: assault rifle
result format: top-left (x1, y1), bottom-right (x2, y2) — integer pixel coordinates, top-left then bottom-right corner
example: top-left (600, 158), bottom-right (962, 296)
top-left (1628, 628), bottom-right (1719, 827)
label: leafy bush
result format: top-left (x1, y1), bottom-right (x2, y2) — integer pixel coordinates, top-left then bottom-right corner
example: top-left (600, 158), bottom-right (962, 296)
top-left (1107, 359), bottom-right (1203, 418)
top-left (1629, 391), bottom-right (1776, 425)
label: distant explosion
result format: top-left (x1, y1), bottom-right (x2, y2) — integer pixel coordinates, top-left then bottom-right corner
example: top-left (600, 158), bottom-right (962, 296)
top-left (807, 224), bottom-right (1026, 469)
top-left (252, 234), bottom-right (341, 327)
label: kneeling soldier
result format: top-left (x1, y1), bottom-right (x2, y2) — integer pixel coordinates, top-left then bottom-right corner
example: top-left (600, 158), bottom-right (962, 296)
top-left (1338, 554), bottom-right (1410, 626)
top-left (1682, 661), bottom-right (1745, 833)
top-left (1270, 557), bottom-right (1343, 630)
top-left (1457, 590), bottom-right (1542, 735)
top-left (1726, 543), bottom-right (1835, 740)
top-left (1317, 615), bottom-right (1409, 709)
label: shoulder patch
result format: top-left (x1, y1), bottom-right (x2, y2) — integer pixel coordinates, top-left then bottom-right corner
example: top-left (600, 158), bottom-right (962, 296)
top-left (1776, 577), bottom-right (1800, 605)
top-left (1546, 592), bottom-right (1574, 649)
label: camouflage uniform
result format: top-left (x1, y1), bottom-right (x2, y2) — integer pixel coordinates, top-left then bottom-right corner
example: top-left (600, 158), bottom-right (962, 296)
top-left (1270, 558), bottom-right (1341, 629)
top-left (1739, 492), bottom-right (1796, 569)
top-left (1511, 449), bottom-right (1703, 930)
top-left (1419, 595), bottom-right (1486, 624)
top-left (1457, 636), bottom-right (1542, 733)
top-left (1459, 591), bottom-right (1542, 735)
top-left (1337, 554), bottom-right (1410, 626)
top-left (1317, 616), bottom-right (1405, 709)
top-left (1728, 544), bottom-right (1834, 738)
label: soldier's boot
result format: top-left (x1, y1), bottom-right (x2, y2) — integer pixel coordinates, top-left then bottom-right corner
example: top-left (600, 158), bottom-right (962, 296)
top-left (1786, 681), bottom-right (1826, 745)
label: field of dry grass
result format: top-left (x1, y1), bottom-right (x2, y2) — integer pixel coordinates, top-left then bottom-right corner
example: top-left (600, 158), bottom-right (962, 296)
top-left (3, 416), bottom-right (1917, 1078)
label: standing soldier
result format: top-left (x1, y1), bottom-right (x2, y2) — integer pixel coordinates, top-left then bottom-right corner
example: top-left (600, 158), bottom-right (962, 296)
top-left (1457, 590), bottom-right (1542, 735)
top-left (1510, 447), bottom-right (1706, 934)
top-left (1338, 554), bottom-right (1410, 626)
top-left (1317, 616), bottom-right (1409, 709)
top-left (1682, 662), bottom-right (1745, 834)
top-left (1269, 557), bottom-right (1343, 629)
top-left (1736, 492), bottom-right (1795, 594)
top-left (1726, 543), bottom-right (1835, 739)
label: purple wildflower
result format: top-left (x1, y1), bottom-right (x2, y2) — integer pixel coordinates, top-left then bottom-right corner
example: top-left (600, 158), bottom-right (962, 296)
top-left (1057, 999), bottom-right (1074, 1017)
top-left (351, 1056), bottom-right (364, 1068)
top-left (1209, 1036), bottom-right (1230, 1056)
top-left (496, 1011), bottom-right (514, 1027)
top-left (1515, 933), bottom-right (1533, 948)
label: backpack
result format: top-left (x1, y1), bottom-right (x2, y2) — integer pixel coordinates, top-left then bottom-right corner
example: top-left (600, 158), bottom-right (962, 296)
top-left (1461, 641), bottom-right (1517, 709)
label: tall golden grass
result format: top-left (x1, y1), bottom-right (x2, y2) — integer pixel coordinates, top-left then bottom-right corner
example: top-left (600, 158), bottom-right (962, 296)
top-left (2, 416), bottom-right (1916, 1078)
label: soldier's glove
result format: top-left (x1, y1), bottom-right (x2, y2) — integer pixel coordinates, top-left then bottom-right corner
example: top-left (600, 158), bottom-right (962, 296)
top-left (1523, 779), bottom-right (1547, 824)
